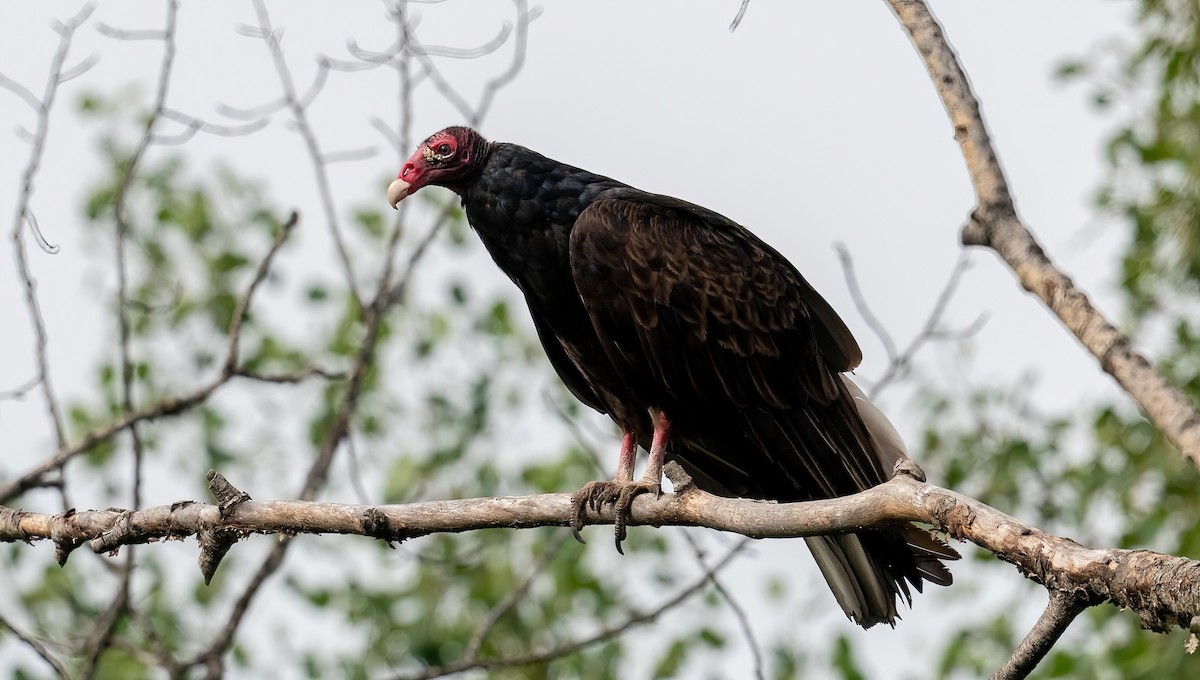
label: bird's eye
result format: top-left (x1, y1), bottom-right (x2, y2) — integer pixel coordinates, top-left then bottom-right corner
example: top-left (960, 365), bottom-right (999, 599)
top-left (436, 143), bottom-right (453, 157)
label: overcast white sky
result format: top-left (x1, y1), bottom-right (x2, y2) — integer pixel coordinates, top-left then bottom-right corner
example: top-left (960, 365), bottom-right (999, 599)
top-left (0, 2), bottom-right (1136, 678)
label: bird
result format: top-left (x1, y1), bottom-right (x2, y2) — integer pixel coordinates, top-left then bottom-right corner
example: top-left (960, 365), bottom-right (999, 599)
top-left (388, 126), bottom-right (958, 628)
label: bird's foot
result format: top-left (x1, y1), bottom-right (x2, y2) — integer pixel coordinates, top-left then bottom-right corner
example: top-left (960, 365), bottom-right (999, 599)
top-left (570, 479), bottom-right (660, 554)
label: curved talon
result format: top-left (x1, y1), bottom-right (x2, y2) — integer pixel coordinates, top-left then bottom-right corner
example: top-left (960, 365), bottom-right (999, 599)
top-left (612, 484), bottom-right (649, 555)
top-left (571, 481), bottom-right (614, 543)
top-left (570, 485), bottom-right (595, 542)
top-left (568, 479), bottom-right (658, 555)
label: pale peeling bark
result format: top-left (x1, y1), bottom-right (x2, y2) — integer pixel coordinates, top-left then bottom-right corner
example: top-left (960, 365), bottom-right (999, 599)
top-left (885, 0), bottom-right (1200, 469)
top-left (1, 466), bottom-right (1197, 639)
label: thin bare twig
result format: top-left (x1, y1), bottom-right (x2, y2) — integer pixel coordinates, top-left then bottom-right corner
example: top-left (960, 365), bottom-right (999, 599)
top-left (321, 145), bottom-right (379, 164)
top-left (181, 310), bottom-right (378, 671)
top-left (681, 532), bottom-right (763, 680)
top-left (378, 0), bottom-right (416, 284)
top-left (461, 531), bottom-right (572, 662)
top-left (0, 375), bottom-right (42, 402)
top-left (835, 242), bottom-right (899, 361)
top-left (82, 6), bottom-right (180, 670)
top-left (185, 213), bottom-right (374, 673)
top-left (0, 212), bottom-right (303, 506)
top-left (176, 2), bottom-right (536, 671)
top-left (233, 366), bottom-right (345, 384)
top-left (472, 0), bottom-right (536, 125)
top-left (23, 211), bottom-right (59, 254)
top-left (848, 246), bottom-right (975, 399)
top-left (0, 610), bottom-right (69, 679)
top-left (111, 0), bottom-right (178, 513)
top-left (224, 211), bottom-right (301, 372)
top-left (392, 540), bottom-right (746, 680)
top-left (153, 107), bottom-right (270, 145)
top-left (344, 18), bottom-right (512, 64)
top-left (408, 54), bottom-right (472, 122)
top-left (295, 57), bottom-right (331, 110)
top-left (0, 72), bottom-right (42, 111)
top-left (97, 23), bottom-right (167, 41)
top-left (81, 578), bottom-right (131, 679)
top-left (248, 0), bottom-right (364, 310)
top-left (403, 0), bottom-right (538, 127)
top-left (729, 0), bottom-right (751, 32)
top-left (57, 53), bottom-right (99, 84)
top-left (1, 378), bottom-right (215, 504)
top-left (836, 244), bottom-right (977, 398)
top-left (215, 97), bottom-right (287, 121)
top-left (383, 199), bottom-right (457, 307)
top-left (7, 3), bottom-right (95, 455)
top-left (371, 115), bottom-right (403, 154)
top-left (991, 590), bottom-right (1090, 680)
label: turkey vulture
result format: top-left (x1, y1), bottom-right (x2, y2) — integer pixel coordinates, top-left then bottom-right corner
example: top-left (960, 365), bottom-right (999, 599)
top-left (388, 126), bottom-right (958, 628)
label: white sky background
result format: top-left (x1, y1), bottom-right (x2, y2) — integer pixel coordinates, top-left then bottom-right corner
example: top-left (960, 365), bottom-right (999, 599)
top-left (0, 2), bottom-right (1137, 678)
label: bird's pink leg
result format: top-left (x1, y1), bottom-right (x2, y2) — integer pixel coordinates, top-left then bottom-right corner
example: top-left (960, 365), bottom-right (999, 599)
top-left (613, 431), bottom-right (637, 483)
top-left (571, 431), bottom-right (638, 545)
top-left (570, 411), bottom-right (673, 554)
top-left (639, 408), bottom-right (671, 496)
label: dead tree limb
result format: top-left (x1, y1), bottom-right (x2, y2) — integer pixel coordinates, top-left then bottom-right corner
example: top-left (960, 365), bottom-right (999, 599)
top-left (884, 0), bottom-right (1200, 469)
top-left (2, 464), bottom-right (1197, 640)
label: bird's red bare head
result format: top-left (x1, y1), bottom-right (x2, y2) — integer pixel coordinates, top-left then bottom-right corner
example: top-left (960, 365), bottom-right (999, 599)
top-left (388, 126), bottom-right (488, 208)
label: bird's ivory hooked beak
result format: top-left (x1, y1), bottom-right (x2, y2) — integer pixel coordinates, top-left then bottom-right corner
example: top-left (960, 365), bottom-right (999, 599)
top-left (387, 178), bottom-right (411, 209)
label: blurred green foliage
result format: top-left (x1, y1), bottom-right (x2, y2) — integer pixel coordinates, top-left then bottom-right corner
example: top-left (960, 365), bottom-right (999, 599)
top-left (1092, 0), bottom-right (1200, 318)
top-left (913, 1), bottom-right (1200, 677)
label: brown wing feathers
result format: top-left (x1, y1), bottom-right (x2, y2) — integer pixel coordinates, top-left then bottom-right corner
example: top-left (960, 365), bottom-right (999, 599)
top-left (568, 195), bottom-right (957, 626)
top-left (571, 198), bottom-right (843, 411)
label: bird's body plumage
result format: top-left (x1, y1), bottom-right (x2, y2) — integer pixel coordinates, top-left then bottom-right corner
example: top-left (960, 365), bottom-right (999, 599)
top-left (390, 127), bottom-right (957, 628)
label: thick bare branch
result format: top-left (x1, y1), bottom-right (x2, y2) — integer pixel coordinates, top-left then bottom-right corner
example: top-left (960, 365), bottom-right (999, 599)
top-left (3, 466), bottom-right (1197, 637)
top-left (885, 0), bottom-right (1200, 468)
